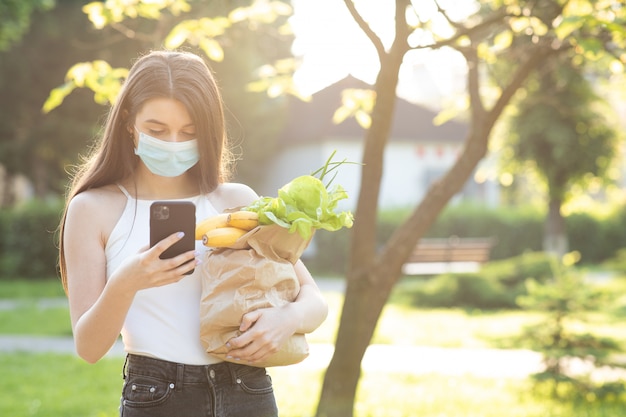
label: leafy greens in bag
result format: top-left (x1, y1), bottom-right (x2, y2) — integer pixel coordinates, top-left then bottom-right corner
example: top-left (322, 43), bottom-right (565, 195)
top-left (243, 152), bottom-right (355, 240)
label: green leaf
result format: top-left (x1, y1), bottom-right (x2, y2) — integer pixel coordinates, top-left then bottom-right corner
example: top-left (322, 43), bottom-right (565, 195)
top-left (554, 16), bottom-right (585, 40)
top-left (43, 60), bottom-right (128, 112)
top-left (577, 37), bottom-right (604, 60)
top-left (164, 24), bottom-right (190, 49)
top-left (332, 106), bottom-right (351, 124)
top-left (42, 82), bottom-right (76, 114)
top-left (355, 110), bottom-right (371, 129)
top-left (493, 30), bottom-right (513, 51)
top-left (243, 154), bottom-right (355, 239)
top-left (199, 38), bottom-right (224, 62)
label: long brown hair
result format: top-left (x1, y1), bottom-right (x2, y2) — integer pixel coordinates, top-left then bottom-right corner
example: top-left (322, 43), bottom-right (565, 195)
top-left (58, 50), bottom-right (233, 291)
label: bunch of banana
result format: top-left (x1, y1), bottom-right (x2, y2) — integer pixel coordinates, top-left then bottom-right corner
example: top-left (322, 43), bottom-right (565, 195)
top-left (195, 210), bottom-right (259, 247)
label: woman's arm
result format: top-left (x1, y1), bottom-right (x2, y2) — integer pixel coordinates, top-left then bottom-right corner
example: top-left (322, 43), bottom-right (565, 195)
top-left (64, 190), bottom-right (131, 363)
top-left (282, 259), bottom-right (329, 333)
top-left (213, 182), bottom-right (330, 362)
top-left (65, 190), bottom-right (198, 363)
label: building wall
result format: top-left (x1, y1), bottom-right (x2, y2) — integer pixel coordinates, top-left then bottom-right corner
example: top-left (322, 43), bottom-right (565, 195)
top-left (259, 139), bottom-right (499, 211)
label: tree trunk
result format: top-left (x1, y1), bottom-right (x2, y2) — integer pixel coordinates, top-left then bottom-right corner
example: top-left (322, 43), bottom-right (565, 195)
top-left (315, 5), bottom-right (552, 417)
top-left (543, 198), bottom-right (567, 258)
top-left (315, 2), bottom-right (409, 415)
top-left (0, 166), bottom-right (15, 207)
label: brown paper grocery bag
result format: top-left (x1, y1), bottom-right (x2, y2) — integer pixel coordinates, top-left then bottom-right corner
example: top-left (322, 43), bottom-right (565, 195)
top-left (199, 224), bottom-right (313, 367)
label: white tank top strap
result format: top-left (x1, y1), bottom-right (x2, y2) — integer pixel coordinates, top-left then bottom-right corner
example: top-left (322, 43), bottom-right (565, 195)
top-left (116, 183), bottom-right (132, 199)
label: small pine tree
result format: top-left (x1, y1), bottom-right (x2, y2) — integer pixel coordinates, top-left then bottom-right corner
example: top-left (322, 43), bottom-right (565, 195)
top-left (516, 252), bottom-right (626, 401)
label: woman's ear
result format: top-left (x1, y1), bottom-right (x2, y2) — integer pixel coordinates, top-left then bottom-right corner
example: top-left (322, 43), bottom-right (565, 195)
top-left (122, 110), bottom-right (134, 139)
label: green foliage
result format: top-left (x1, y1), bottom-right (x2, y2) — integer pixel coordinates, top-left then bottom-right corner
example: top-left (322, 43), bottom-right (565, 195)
top-left (507, 57), bottom-right (619, 202)
top-left (309, 202), bottom-right (626, 276)
top-left (0, 0), bottom-right (297, 199)
top-left (82, 0), bottom-right (192, 29)
top-left (567, 212), bottom-right (609, 262)
top-left (424, 204), bottom-right (545, 261)
top-left (409, 272), bottom-right (508, 309)
top-left (407, 251), bottom-right (555, 310)
top-left (516, 259), bottom-right (626, 401)
top-left (43, 0), bottom-right (295, 113)
top-left (0, 0), bottom-right (145, 199)
top-left (42, 60), bottom-right (129, 113)
top-left (0, 0), bottom-right (54, 51)
top-left (602, 248), bottom-right (626, 275)
top-left (332, 88), bottom-right (375, 129)
top-left (0, 199), bottom-right (63, 280)
top-left (248, 175), bottom-right (353, 240)
top-left (305, 228), bottom-right (351, 275)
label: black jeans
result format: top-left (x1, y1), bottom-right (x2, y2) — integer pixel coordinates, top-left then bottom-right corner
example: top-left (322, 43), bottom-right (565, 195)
top-left (120, 354), bottom-right (278, 417)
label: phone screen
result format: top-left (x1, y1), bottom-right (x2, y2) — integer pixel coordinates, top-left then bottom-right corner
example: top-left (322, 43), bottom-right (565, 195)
top-left (150, 201), bottom-right (196, 274)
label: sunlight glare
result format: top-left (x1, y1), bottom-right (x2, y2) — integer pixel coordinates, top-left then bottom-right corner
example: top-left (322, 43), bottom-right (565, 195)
top-left (290, 0), bottom-right (477, 108)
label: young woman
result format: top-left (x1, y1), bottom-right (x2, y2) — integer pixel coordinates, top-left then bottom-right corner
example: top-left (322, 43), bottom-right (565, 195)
top-left (58, 50), bottom-right (328, 417)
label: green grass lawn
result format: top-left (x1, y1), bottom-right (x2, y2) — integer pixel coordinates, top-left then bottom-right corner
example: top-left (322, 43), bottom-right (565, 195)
top-left (3, 278), bottom-right (626, 347)
top-left (0, 279), bottom-right (65, 298)
top-left (1, 278), bottom-right (626, 416)
top-left (0, 352), bottom-right (623, 417)
top-left (0, 303), bottom-right (71, 335)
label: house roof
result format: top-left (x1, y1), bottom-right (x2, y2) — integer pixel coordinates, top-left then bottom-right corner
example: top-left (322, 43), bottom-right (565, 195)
top-left (278, 76), bottom-right (468, 145)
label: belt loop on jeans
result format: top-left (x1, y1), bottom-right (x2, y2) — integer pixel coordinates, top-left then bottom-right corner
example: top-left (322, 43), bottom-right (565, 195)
top-left (122, 354), bottom-right (129, 380)
top-left (226, 362), bottom-right (239, 385)
top-left (175, 363), bottom-right (184, 392)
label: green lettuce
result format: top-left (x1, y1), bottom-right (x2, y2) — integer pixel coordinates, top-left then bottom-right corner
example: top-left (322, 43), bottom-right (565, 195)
top-left (244, 154), bottom-right (355, 240)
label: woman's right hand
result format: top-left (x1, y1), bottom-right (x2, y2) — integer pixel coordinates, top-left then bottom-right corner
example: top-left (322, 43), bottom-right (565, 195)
top-left (110, 231), bottom-right (200, 292)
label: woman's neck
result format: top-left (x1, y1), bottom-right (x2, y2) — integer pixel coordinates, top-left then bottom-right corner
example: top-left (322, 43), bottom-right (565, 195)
top-left (123, 169), bottom-right (200, 200)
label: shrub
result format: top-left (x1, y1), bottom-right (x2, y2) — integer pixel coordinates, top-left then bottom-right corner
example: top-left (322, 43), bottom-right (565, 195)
top-left (516, 263), bottom-right (626, 401)
top-left (482, 251), bottom-right (554, 286)
top-left (0, 199), bottom-right (63, 280)
top-left (305, 227), bottom-right (351, 275)
top-left (426, 204), bottom-right (545, 261)
top-left (404, 252), bottom-right (557, 310)
top-left (411, 272), bottom-right (509, 309)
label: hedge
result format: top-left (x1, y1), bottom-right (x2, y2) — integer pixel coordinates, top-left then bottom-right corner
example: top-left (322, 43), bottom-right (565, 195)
top-left (0, 199), bottom-right (63, 280)
top-left (3, 200), bottom-right (626, 280)
top-left (307, 203), bottom-right (626, 275)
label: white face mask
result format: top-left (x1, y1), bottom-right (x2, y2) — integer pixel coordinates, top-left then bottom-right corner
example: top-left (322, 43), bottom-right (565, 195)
top-left (134, 129), bottom-right (199, 177)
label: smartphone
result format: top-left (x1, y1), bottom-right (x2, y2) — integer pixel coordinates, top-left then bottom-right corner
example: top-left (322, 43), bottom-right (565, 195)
top-left (150, 201), bottom-right (196, 275)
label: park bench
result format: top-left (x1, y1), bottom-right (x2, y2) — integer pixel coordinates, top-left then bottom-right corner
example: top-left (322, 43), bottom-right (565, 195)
top-left (402, 236), bottom-right (496, 275)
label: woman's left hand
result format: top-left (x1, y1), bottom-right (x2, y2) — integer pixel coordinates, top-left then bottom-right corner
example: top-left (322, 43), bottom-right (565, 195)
top-left (225, 306), bottom-right (298, 363)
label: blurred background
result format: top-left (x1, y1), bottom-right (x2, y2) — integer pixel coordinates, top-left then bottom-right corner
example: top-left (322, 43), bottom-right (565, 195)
top-left (2, 1), bottom-right (626, 416)
top-left (1, 0), bottom-right (625, 280)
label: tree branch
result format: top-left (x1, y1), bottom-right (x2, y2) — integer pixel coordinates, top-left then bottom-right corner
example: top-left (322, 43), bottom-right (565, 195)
top-left (394, 0), bottom-right (412, 48)
top-left (464, 44), bottom-right (486, 123)
top-left (412, 7), bottom-right (510, 51)
top-left (433, 0), bottom-right (463, 30)
top-left (487, 41), bottom-right (562, 128)
top-left (342, 0), bottom-right (386, 60)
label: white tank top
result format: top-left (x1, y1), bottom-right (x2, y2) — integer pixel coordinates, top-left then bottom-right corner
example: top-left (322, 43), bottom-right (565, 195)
top-left (105, 184), bottom-right (221, 365)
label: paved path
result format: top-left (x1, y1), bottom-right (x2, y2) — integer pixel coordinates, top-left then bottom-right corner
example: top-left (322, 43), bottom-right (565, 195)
top-left (2, 277), bottom-right (621, 379)
top-left (0, 284), bottom-right (546, 378)
top-left (0, 334), bottom-right (544, 378)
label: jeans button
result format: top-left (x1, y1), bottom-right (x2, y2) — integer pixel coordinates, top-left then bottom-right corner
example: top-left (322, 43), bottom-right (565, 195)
top-left (209, 369), bottom-right (216, 379)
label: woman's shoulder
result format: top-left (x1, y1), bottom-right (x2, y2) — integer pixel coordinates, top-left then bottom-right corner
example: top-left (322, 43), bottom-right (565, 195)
top-left (208, 182), bottom-right (260, 212)
top-left (66, 184), bottom-right (128, 226)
